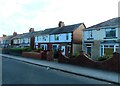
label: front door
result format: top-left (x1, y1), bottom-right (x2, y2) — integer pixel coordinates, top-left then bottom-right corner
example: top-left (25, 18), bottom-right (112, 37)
top-left (87, 46), bottom-right (92, 57)
top-left (52, 45), bottom-right (58, 58)
top-left (61, 46), bottom-right (65, 55)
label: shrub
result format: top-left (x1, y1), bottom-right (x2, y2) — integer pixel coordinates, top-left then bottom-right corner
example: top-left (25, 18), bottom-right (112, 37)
top-left (68, 52), bottom-right (80, 58)
top-left (74, 52), bottom-right (80, 57)
top-left (97, 56), bottom-right (107, 61)
top-left (37, 48), bottom-right (44, 52)
top-left (23, 47), bottom-right (32, 52)
top-left (9, 47), bottom-right (32, 53)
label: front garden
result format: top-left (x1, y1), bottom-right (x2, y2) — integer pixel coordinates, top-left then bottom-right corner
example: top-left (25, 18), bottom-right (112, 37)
top-left (2, 47), bottom-right (120, 72)
top-left (58, 51), bottom-right (120, 72)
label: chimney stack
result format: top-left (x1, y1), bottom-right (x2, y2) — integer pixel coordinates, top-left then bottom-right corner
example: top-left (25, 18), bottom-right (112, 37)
top-left (13, 32), bottom-right (17, 36)
top-left (58, 21), bottom-right (65, 27)
top-left (3, 34), bottom-right (6, 37)
top-left (29, 28), bottom-right (34, 32)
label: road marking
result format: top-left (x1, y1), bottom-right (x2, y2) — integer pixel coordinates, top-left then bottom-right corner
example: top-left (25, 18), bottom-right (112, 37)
top-left (108, 83), bottom-right (112, 84)
top-left (47, 67), bottom-right (50, 70)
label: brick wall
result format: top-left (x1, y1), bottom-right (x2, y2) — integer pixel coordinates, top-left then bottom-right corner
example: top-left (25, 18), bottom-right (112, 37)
top-left (58, 52), bottom-right (120, 72)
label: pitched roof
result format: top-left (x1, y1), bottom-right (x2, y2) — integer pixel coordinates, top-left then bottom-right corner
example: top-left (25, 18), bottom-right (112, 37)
top-left (42, 28), bottom-right (57, 35)
top-left (33, 30), bottom-right (44, 36)
top-left (10, 34), bottom-right (23, 40)
top-left (85, 17), bottom-right (120, 30)
top-left (10, 23), bottom-right (83, 38)
top-left (11, 30), bottom-right (43, 39)
top-left (49, 23), bottom-right (83, 34)
top-left (22, 32), bottom-right (36, 38)
top-left (2, 35), bottom-right (13, 40)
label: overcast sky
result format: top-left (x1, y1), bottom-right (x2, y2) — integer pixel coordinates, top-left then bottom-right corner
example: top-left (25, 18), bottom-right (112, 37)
top-left (0, 0), bottom-right (119, 36)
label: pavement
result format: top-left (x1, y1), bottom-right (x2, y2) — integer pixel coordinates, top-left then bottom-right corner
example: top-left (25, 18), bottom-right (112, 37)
top-left (0, 54), bottom-right (120, 84)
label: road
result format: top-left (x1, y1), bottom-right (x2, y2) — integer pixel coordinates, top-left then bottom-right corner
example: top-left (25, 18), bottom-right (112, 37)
top-left (2, 57), bottom-right (110, 84)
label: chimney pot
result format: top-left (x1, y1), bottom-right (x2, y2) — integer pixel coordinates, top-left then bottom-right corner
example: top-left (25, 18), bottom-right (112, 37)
top-left (58, 21), bottom-right (65, 27)
top-left (29, 28), bottom-right (34, 32)
top-left (13, 32), bottom-right (17, 36)
top-left (3, 34), bottom-right (6, 37)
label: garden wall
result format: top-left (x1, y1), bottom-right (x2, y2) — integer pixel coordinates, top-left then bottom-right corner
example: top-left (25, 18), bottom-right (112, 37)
top-left (22, 52), bottom-right (42, 59)
top-left (2, 48), bottom-right (9, 54)
top-left (58, 52), bottom-right (120, 72)
top-left (22, 51), bottom-right (54, 61)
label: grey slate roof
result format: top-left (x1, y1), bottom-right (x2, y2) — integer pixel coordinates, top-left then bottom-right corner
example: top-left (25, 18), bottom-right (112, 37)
top-left (2, 35), bottom-right (13, 40)
top-left (33, 31), bottom-right (43, 36)
top-left (11, 34), bottom-right (23, 40)
top-left (85, 17), bottom-right (120, 30)
top-left (21, 32), bottom-right (34, 38)
top-left (10, 23), bottom-right (83, 39)
top-left (11, 30), bottom-right (43, 39)
top-left (42, 28), bottom-right (57, 35)
top-left (49, 23), bottom-right (83, 35)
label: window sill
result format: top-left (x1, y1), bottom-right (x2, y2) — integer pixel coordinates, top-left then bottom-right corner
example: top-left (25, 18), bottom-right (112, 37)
top-left (87, 38), bottom-right (94, 40)
top-left (104, 37), bottom-right (117, 39)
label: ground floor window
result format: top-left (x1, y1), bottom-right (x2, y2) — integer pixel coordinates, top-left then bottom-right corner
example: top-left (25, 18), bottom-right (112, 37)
top-left (41, 45), bottom-right (44, 50)
top-left (52, 44), bottom-right (59, 51)
top-left (40, 44), bottom-right (47, 50)
top-left (100, 44), bottom-right (119, 57)
top-left (35, 43), bottom-right (38, 49)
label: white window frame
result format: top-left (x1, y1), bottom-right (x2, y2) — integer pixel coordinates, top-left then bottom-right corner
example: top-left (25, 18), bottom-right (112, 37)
top-left (40, 44), bottom-right (47, 50)
top-left (87, 30), bottom-right (93, 39)
top-left (105, 28), bottom-right (116, 38)
top-left (100, 44), bottom-right (119, 56)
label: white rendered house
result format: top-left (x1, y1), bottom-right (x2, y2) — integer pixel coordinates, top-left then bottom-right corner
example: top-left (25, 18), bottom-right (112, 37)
top-left (82, 17), bottom-right (120, 60)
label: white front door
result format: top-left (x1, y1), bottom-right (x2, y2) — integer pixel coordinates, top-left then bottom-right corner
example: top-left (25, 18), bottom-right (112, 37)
top-left (44, 44), bottom-right (47, 50)
top-left (61, 46), bottom-right (65, 55)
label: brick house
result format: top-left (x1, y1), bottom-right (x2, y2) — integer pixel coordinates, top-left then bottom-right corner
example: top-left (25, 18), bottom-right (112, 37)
top-left (11, 28), bottom-right (36, 48)
top-left (11, 34), bottom-right (23, 48)
top-left (0, 34), bottom-right (14, 48)
top-left (35, 29), bottom-right (55, 50)
top-left (35, 21), bottom-right (86, 57)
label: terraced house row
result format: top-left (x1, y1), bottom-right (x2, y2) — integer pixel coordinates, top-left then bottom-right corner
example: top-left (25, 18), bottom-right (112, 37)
top-left (0, 17), bottom-right (120, 59)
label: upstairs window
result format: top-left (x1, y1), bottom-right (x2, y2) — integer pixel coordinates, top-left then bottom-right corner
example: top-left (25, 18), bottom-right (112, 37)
top-left (5, 40), bottom-right (7, 44)
top-left (28, 38), bottom-right (30, 43)
top-left (43, 36), bottom-right (47, 41)
top-left (36, 36), bottom-right (38, 41)
top-left (66, 34), bottom-right (69, 40)
top-left (17, 39), bottom-right (19, 43)
top-left (87, 30), bottom-right (93, 39)
top-left (54, 35), bottom-right (59, 40)
top-left (23, 39), bottom-right (25, 43)
top-left (105, 28), bottom-right (116, 38)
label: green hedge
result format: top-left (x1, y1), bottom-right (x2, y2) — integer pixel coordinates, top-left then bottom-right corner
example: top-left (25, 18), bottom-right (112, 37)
top-left (97, 57), bottom-right (107, 61)
top-left (37, 48), bottom-right (44, 51)
top-left (9, 47), bottom-right (32, 53)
